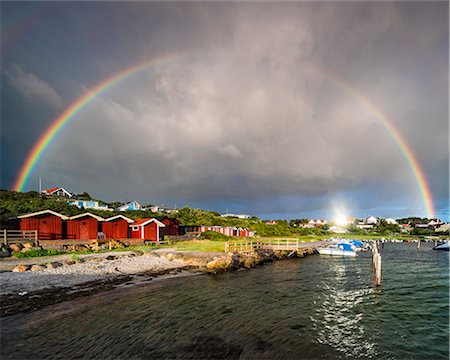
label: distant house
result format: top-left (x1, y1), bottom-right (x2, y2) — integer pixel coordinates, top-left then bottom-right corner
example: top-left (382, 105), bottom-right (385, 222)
top-left (42, 187), bottom-right (74, 198)
top-left (265, 220), bottom-right (277, 225)
top-left (329, 225), bottom-right (348, 234)
top-left (67, 213), bottom-right (104, 240)
top-left (221, 213), bottom-right (250, 219)
top-left (117, 201), bottom-right (143, 212)
top-left (102, 215), bottom-right (134, 239)
top-left (17, 210), bottom-right (68, 240)
top-left (428, 219), bottom-right (443, 228)
top-left (385, 218), bottom-right (398, 225)
top-left (154, 216), bottom-right (185, 236)
top-left (69, 200), bottom-right (112, 211)
top-left (365, 216), bottom-right (379, 225)
top-left (129, 218), bottom-right (165, 242)
top-left (435, 223), bottom-right (450, 233)
top-left (158, 206), bottom-right (178, 214)
top-left (356, 223), bottom-right (374, 230)
top-left (199, 225), bottom-right (254, 238)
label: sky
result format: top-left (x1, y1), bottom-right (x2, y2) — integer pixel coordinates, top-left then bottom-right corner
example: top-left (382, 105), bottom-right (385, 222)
top-left (1, 2), bottom-right (448, 221)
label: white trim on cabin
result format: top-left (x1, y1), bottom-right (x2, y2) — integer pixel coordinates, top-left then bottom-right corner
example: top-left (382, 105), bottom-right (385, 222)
top-left (17, 210), bottom-right (69, 220)
top-left (133, 218), bottom-right (165, 228)
top-left (69, 213), bottom-right (105, 221)
top-left (104, 215), bottom-right (134, 223)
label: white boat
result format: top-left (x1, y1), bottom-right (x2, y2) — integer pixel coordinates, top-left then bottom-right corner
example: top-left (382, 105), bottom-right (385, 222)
top-left (318, 243), bottom-right (357, 257)
top-left (433, 241), bottom-right (449, 251)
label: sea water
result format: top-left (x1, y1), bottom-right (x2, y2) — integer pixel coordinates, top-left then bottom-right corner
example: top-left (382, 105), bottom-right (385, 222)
top-left (1, 242), bottom-right (448, 359)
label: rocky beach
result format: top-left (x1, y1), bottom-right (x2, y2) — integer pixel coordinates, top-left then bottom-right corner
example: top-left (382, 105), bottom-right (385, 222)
top-left (0, 247), bottom-right (317, 317)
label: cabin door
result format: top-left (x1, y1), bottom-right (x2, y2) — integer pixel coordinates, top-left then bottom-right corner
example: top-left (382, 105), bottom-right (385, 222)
top-left (39, 218), bottom-right (52, 240)
top-left (80, 221), bottom-right (90, 239)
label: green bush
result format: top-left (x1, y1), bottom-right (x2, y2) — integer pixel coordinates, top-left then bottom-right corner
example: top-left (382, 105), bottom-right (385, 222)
top-left (201, 231), bottom-right (230, 241)
top-left (12, 248), bottom-right (62, 258)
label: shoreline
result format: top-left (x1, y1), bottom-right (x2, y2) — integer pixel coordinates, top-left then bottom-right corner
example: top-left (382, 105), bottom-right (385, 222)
top-left (0, 247), bottom-right (317, 317)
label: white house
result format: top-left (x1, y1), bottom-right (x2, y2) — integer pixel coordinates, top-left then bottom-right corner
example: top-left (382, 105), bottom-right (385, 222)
top-left (435, 223), bottom-right (450, 233)
top-left (117, 201), bottom-right (144, 212)
top-left (69, 200), bottom-right (112, 211)
top-left (42, 187), bottom-right (74, 198)
top-left (365, 216), bottom-right (379, 225)
top-left (221, 213), bottom-right (250, 219)
top-left (385, 218), bottom-right (398, 225)
top-left (329, 225), bottom-right (348, 234)
top-left (356, 223), bottom-right (374, 230)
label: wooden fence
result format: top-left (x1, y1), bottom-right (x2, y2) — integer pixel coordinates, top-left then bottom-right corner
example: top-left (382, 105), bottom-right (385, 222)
top-left (225, 238), bottom-right (303, 253)
top-left (1, 230), bottom-right (38, 246)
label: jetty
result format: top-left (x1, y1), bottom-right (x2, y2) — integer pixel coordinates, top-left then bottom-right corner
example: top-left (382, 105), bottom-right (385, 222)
top-left (225, 238), bottom-right (330, 254)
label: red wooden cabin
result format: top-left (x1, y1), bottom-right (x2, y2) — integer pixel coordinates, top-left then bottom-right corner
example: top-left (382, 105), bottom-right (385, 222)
top-left (129, 218), bottom-right (165, 242)
top-left (155, 216), bottom-right (185, 236)
top-left (67, 213), bottom-right (104, 240)
top-left (102, 215), bottom-right (133, 239)
top-left (18, 210), bottom-right (68, 240)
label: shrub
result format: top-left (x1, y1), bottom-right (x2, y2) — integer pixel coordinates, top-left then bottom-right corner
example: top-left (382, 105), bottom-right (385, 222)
top-left (201, 231), bottom-right (230, 241)
top-left (12, 248), bottom-right (62, 258)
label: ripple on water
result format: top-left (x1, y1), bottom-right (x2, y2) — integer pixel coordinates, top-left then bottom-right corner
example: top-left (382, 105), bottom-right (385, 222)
top-left (0, 242), bottom-right (448, 360)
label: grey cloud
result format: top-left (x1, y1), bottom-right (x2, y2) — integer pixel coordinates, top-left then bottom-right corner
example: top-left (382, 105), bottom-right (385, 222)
top-left (6, 2), bottom-right (447, 218)
top-left (6, 65), bottom-right (63, 108)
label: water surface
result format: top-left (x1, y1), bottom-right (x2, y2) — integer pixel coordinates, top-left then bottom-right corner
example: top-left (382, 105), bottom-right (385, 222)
top-left (1, 242), bottom-right (448, 359)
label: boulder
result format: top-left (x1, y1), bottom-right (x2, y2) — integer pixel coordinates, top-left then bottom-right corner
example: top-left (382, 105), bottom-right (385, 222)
top-left (132, 250), bottom-right (144, 257)
top-left (22, 242), bottom-right (34, 249)
top-left (111, 240), bottom-right (125, 249)
top-left (0, 247), bottom-right (12, 258)
top-left (21, 247), bottom-right (32, 252)
top-left (63, 260), bottom-right (76, 266)
top-left (106, 255), bottom-right (117, 261)
top-left (12, 265), bottom-right (30, 272)
top-left (9, 244), bottom-right (23, 252)
top-left (30, 264), bottom-right (46, 272)
top-left (46, 261), bottom-right (63, 269)
top-left (206, 258), bottom-right (227, 273)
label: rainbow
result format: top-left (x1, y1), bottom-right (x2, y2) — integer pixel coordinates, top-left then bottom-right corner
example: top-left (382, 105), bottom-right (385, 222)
top-left (314, 68), bottom-right (435, 218)
top-left (12, 53), bottom-right (189, 193)
top-left (12, 57), bottom-right (435, 218)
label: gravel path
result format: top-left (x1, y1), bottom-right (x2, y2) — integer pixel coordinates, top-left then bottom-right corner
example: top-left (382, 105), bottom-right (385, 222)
top-left (0, 253), bottom-right (186, 295)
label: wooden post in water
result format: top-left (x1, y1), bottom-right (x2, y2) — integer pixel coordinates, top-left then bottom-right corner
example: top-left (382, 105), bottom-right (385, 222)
top-left (376, 253), bottom-right (382, 286)
top-left (417, 240), bottom-right (421, 250)
top-left (95, 240), bottom-right (99, 252)
top-left (372, 241), bottom-right (382, 286)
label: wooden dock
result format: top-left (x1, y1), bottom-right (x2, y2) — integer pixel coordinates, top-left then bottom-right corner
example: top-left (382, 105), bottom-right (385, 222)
top-left (225, 238), bottom-right (330, 253)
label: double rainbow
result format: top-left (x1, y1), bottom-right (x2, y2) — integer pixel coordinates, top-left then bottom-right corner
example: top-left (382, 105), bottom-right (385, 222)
top-left (12, 56), bottom-right (435, 218)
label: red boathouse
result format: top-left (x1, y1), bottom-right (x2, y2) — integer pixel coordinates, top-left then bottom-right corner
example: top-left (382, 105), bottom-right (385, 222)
top-left (155, 216), bottom-right (185, 236)
top-left (129, 218), bottom-right (165, 242)
top-left (18, 210), bottom-right (68, 240)
top-left (102, 215), bottom-right (134, 239)
top-left (67, 213), bottom-right (104, 240)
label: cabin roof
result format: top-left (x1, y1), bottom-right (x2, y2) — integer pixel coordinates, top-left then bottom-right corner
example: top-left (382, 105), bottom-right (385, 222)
top-left (69, 212), bottom-right (105, 221)
top-left (104, 215), bottom-right (134, 223)
top-left (132, 218), bottom-right (165, 227)
top-left (17, 209), bottom-right (69, 220)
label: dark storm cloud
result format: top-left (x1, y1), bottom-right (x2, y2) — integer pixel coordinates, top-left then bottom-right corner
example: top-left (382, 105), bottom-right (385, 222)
top-left (1, 2), bottom-right (448, 219)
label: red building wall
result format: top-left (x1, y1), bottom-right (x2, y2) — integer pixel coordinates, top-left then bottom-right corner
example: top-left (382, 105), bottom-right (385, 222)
top-left (160, 218), bottom-right (178, 236)
top-left (102, 219), bottom-right (129, 239)
top-left (130, 222), bottom-right (159, 241)
top-left (67, 217), bottom-right (99, 240)
top-left (20, 214), bottom-right (63, 240)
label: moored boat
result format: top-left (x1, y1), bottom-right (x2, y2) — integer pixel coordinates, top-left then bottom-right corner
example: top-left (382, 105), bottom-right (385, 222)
top-left (318, 243), bottom-right (357, 257)
top-left (432, 240), bottom-right (449, 251)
